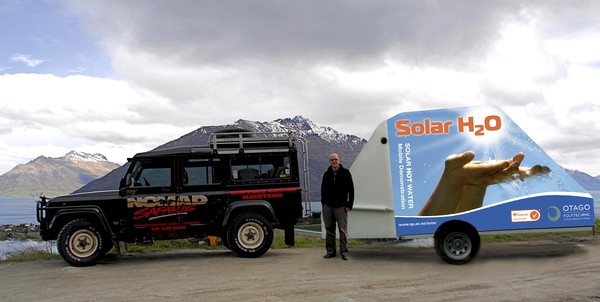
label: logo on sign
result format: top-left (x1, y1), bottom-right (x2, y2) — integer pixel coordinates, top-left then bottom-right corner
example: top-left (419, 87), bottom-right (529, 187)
top-left (511, 209), bottom-right (541, 222)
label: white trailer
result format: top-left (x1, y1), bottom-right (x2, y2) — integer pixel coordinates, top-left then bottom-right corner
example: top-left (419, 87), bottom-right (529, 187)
top-left (346, 106), bottom-right (595, 264)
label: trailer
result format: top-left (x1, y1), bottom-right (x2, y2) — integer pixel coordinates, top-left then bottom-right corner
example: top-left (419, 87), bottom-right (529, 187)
top-left (346, 106), bottom-right (596, 264)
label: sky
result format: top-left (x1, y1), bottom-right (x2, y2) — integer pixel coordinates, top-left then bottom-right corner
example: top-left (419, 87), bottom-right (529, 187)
top-left (0, 0), bottom-right (599, 177)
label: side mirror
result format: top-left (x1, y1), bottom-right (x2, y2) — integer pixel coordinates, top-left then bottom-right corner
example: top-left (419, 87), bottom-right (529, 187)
top-left (118, 173), bottom-right (132, 196)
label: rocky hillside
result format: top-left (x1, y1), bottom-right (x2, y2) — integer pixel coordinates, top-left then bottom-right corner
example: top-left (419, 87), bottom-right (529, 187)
top-left (0, 151), bottom-right (120, 197)
top-left (565, 169), bottom-right (600, 191)
top-left (76, 116), bottom-right (367, 202)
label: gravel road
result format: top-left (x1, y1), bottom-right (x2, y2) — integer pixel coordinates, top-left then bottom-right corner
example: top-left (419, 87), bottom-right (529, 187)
top-left (1, 236), bottom-right (599, 302)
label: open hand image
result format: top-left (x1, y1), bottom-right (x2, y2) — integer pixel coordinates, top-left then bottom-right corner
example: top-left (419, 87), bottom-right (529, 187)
top-left (418, 151), bottom-right (550, 216)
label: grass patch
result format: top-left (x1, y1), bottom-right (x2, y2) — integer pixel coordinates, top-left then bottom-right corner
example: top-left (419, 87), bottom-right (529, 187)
top-left (272, 229), bottom-right (369, 248)
top-left (0, 232), bottom-right (41, 241)
top-left (1, 250), bottom-right (58, 263)
top-left (0, 248), bottom-right (58, 264)
top-left (483, 219), bottom-right (598, 243)
top-left (122, 228), bottom-right (367, 252)
top-left (482, 230), bottom-right (596, 243)
top-left (122, 239), bottom-right (214, 253)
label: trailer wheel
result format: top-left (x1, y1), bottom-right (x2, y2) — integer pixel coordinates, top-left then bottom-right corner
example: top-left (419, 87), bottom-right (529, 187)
top-left (435, 228), bottom-right (480, 265)
top-left (226, 212), bottom-right (273, 258)
top-left (57, 219), bottom-right (109, 267)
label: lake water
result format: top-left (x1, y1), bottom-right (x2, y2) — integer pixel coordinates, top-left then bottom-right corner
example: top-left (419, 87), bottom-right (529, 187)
top-left (0, 196), bottom-right (51, 259)
top-left (0, 196), bottom-right (40, 225)
top-left (1, 193), bottom-right (599, 259)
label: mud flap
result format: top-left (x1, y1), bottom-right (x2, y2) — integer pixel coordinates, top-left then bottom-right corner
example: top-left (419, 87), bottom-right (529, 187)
top-left (113, 239), bottom-right (121, 255)
top-left (284, 225), bottom-right (295, 246)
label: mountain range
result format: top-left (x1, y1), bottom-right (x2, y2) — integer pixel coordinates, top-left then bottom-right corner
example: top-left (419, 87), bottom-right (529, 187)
top-left (1, 116), bottom-right (599, 199)
top-left (564, 169), bottom-right (600, 191)
top-left (74, 116), bottom-right (367, 203)
top-left (0, 151), bottom-right (120, 196)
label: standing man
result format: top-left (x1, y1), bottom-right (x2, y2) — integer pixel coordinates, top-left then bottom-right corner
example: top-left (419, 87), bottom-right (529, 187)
top-left (321, 152), bottom-right (354, 260)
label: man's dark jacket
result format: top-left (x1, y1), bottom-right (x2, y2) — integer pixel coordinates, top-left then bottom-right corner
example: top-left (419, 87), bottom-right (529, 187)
top-left (320, 164), bottom-right (355, 209)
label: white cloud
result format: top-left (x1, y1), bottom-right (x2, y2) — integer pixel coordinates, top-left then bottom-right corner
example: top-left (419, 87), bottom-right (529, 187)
top-left (1, 0), bottom-right (599, 177)
top-left (9, 53), bottom-right (44, 67)
top-left (0, 73), bottom-right (197, 173)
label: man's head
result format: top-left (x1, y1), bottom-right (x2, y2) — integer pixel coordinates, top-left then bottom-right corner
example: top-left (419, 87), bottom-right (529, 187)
top-left (329, 153), bottom-right (340, 171)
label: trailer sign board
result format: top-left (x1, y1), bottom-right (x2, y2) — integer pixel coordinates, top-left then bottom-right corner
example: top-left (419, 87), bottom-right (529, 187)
top-left (383, 106), bottom-right (594, 236)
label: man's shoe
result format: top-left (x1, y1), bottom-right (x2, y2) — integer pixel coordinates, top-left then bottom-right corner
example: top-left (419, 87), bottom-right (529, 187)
top-left (341, 254), bottom-right (349, 261)
top-left (323, 254), bottom-right (336, 259)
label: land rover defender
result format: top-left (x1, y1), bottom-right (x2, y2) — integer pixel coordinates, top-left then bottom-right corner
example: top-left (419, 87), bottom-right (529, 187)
top-left (37, 131), bottom-right (309, 266)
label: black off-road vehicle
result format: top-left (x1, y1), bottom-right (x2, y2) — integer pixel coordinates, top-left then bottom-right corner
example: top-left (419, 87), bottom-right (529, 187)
top-left (37, 132), bottom-right (310, 266)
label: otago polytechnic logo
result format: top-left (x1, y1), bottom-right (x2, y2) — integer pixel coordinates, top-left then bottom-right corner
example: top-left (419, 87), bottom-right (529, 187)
top-left (547, 206), bottom-right (561, 222)
top-left (553, 203), bottom-right (593, 222)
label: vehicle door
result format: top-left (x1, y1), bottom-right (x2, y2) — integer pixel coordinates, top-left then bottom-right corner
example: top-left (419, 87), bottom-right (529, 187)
top-left (125, 157), bottom-right (179, 239)
top-left (177, 157), bottom-right (226, 235)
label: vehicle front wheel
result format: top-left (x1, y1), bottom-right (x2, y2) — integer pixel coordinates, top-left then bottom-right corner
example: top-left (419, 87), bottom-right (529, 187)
top-left (221, 230), bottom-right (231, 250)
top-left (57, 219), bottom-right (109, 267)
top-left (434, 228), bottom-right (480, 265)
top-left (226, 212), bottom-right (273, 258)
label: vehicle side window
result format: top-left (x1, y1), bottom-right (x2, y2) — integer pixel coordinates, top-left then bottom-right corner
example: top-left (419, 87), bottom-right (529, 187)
top-left (231, 155), bottom-right (291, 181)
top-left (183, 159), bottom-right (220, 186)
top-left (131, 159), bottom-right (172, 187)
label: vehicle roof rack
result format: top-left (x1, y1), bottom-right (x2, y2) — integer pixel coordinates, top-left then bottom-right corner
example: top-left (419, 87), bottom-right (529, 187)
top-left (208, 131), bottom-right (297, 154)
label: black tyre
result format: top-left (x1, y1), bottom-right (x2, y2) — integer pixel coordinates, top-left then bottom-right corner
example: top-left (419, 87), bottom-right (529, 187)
top-left (226, 212), bottom-right (273, 258)
top-left (221, 230), bottom-right (231, 250)
top-left (434, 228), bottom-right (480, 265)
top-left (57, 219), bottom-right (109, 267)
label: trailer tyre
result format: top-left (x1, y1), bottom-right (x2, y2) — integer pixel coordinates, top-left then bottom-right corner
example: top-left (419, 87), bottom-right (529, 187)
top-left (226, 212), bottom-right (273, 258)
top-left (435, 228), bottom-right (480, 265)
top-left (57, 218), bottom-right (108, 267)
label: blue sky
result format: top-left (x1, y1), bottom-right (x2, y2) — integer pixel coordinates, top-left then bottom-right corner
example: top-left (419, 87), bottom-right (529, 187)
top-left (0, 0), bottom-right (599, 178)
top-left (0, 0), bottom-right (111, 76)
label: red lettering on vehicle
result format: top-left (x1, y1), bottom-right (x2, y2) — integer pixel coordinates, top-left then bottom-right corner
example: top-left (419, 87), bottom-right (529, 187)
top-left (230, 188), bottom-right (301, 196)
top-left (133, 205), bottom-right (197, 220)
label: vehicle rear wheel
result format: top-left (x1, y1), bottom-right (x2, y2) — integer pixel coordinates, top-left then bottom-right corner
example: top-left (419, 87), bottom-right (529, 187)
top-left (226, 212), bottom-right (273, 258)
top-left (57, 219), bottom-right (109, 267)
top-left (434, 228), bottom-right (480, 265)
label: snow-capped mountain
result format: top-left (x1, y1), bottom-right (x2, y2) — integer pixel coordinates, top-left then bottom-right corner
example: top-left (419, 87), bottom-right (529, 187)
top-left (61, 151), bottom-right (108, 162)
top-left (0, 151), bottom-right (119, 197)
top-left (76, 116), bottom-right (367, 202)
top-left (154, 116), bottom-right (364, 149)
top-left (238, 116), bottom-right (365, 146)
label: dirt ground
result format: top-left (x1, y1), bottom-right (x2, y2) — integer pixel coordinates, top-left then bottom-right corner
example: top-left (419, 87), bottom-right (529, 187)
top-left (1, 236), bottom-right (599, 302)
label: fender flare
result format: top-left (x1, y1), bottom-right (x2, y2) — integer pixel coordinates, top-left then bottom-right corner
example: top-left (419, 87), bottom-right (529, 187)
top-left (434, 219), bottom-right (479, 238)
top-left (222, 200), bottom-right (277, 226)
top-left (49, 207), bottom-right (113, 237)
